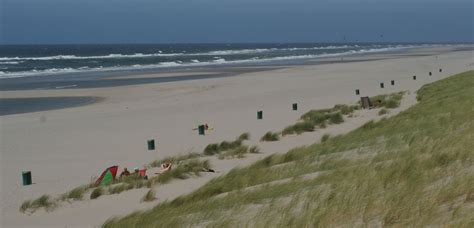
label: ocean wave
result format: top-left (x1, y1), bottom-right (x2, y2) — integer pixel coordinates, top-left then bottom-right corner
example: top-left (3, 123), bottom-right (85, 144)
top-left (0, 45), bottom-right (424, 79)
top-left (0, 44), bottom-right (388, 61)
top-left (0, 61), bottom-right (22, 65)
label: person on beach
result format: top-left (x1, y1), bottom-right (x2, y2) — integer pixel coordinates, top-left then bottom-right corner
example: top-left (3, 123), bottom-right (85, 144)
top-left (160, 162), bottom-right (172, 173)
top-left (202, 167), bottom-right (215, 173)
top-left (120, 168), bottom-right (130, 178)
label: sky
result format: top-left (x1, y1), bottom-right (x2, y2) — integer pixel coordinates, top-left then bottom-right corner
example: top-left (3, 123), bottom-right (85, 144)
top-left (1, 0), bottom-right (473, 44)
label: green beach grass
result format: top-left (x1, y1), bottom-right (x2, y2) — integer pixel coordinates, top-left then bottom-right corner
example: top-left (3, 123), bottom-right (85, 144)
top-left (104, 71), bottom-right (474, 227)
top-left (21, 134), bottom-right (257, 213)
top-left (282, 104), bottom-right (359, 136)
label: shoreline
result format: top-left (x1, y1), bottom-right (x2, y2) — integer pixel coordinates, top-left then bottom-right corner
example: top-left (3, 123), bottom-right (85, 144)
top-left (4, 45), bottom-right (472, 92)
top-left (0, 45), bottom-right (472, 116)
top-left (1, 46), bottom-right (473, 227)
top-left (0, 97), bottom-right (103, 116)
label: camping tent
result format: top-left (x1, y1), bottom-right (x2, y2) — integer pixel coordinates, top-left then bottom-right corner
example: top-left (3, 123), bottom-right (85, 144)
top-left (95, 166), bottom-right (118, 187)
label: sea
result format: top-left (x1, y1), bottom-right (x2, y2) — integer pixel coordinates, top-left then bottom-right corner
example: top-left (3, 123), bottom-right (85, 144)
top-left (0, 43), bottom-right (435, 79)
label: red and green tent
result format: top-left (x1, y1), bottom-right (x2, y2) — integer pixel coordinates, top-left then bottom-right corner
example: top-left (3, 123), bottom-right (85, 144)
top-left (95, 166), bottom-right (118, 187)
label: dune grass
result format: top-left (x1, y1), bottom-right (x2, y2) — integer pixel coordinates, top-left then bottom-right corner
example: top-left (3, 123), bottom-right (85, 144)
top-left (20, 156), bottom-right (213, 213)
top-left (149, 152), bottom-right (201, 168)
top-left (141, 189), bottom-right (156, 202)
top-left (249, 145), bottom-right (260, 154)
top-left (63, 186), bottom-right (87, 201)
top-left (203, 133), bottom-right (250, 156)
top-left (378, 108), bottom-right (389, 115)
top-left (260, 131), bottom-right (280, 141)
top-left (370, 91), bottom-right (405, 109)
top-left (282, 104), bottom-right (358, 136)
top-left (149, 159), bottom-right (212, 184)
top-left (104, 71), bottom-right (474, 227)
top-left (90, 187), bottom-right (103, 199)
top-left (321, 133), bottom-right (331, 142)
top-left (20, 195), bottom-right (56, 213)
top-left (218, 145), bottom-right (249, 159)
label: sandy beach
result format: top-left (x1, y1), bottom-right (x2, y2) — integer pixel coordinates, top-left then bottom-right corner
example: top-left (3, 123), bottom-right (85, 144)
top-left (1, 46), bottom-right (473, 227)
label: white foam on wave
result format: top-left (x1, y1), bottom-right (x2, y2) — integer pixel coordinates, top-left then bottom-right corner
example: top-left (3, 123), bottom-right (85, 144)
top-left (0, 44), bottom-right (397, 61)
top-left (0, 45), bottom-right (431, 79)
top-left (0, 61), bottom-right (22, 65)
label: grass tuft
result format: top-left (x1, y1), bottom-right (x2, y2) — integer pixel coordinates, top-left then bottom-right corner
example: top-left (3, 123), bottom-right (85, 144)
top-left (282, 121), bottom-right (314, 135)
top-left (218, 145), bottom-right (249, 159)
top-left (378, 108), bottom-right (389, 115)
top-left (249, 145), bottom-right (260, 154)
top-left (238, 132), bottom-right (250, 141)
top-left (19, 200), bottom-right (31, 213)
top-left (369, 91), bottom-right (405, 109)
top-left (90, 187), bottom-right (103, 200)
top-left (203, 133), bottom-right (249, 156)
top-left (109, 184), bottom-right (127, 195)
top-left (321, 133), bottom-right (331, 142)
top-left (20, 195), bottom-right (56, 213)
top-left (141, 189), bottom-right (156, 202)
top-left (66, 186), bottom-right (86, 201)
top-left (260, 131), bottom-right (280, 141)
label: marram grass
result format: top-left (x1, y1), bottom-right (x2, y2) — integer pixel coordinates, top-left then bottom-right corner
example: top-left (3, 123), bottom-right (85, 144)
top-left (102, 71), bottom-right (472, 227)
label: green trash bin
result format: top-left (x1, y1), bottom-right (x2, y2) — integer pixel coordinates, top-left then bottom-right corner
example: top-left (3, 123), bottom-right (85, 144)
top-left (429, 72), bottom-right (432, 76)
top-left (292, 103), bottom-right (298, 111)
top-left (413, 75), bottom-right (417, 80)
top-left (22, 171), bottom-right (32, 186)
top-left (147, 140), bottom-right (155, 150)
top-left (391, 80), bottom-right (395, 86)
top-left (198, 125), bottom-right (205, 135)
top-left (257, 111), bottom-right (263, 120)
top-left (380, 82), bottom-right (384, 88)
top-left (355, 89), bottom-right (360, 95)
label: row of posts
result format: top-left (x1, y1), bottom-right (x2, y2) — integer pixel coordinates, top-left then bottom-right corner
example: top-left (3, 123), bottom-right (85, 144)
top-left (21, 69), bottom-right (443, 186)
top-left (356, 69), bottom-right (442, 109)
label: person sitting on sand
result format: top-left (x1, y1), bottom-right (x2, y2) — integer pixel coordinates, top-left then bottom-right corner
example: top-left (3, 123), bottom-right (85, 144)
top-left (202, 167), bottom-right (215, 173)
top-left (120, 168), bottom-right (130, 178)
top-left (160, 162), bottom-right (172, 173)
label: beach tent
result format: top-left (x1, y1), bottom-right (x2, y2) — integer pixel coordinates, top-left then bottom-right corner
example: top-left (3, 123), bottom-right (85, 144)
top-left (95, 166), bottom-right (118, 187)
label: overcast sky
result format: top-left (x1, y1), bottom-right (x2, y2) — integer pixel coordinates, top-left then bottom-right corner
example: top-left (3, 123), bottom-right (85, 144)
top-left (1, 0), bottom-right (473, 44)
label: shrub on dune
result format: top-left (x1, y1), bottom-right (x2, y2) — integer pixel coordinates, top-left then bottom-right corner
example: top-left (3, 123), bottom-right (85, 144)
top-left (328, 112), bottom-right (344, 124)
top-left (261, 132), bottom-right (280, 142)
top-left (321, 133), bottom-right (331, 142)
top-left (66, 186), bottom-right (86, 201)
top-left (249, 145), bottom-right (260, 154)
top-left (282, 121), bottom-right (315, 135)
top-left (204, 143), bottom-right (220, 155)
top-left (238, 132), bottom-right (250, 141)
top-left (141, 189), bottom-right (156, 202)
top-left (90, 187), bottom-right (103, 200)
